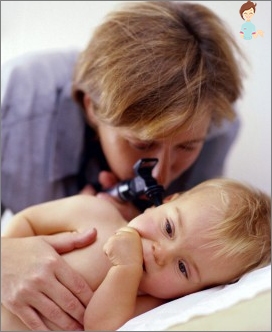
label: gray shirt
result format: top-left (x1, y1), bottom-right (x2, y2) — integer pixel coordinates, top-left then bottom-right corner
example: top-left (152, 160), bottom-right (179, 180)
top-left (1, 49), bottom-right (240, 213)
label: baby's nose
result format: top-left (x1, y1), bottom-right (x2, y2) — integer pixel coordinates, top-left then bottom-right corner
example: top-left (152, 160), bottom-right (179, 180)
top-left (152, 241), bottom-right (170, 266)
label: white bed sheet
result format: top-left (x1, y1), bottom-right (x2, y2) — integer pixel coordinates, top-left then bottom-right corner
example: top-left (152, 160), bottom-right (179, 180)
top-left (118, 265), bottom-right (271, 331)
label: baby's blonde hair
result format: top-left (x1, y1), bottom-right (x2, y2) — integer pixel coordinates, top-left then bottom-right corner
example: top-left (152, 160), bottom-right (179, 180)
top-left (184, 178), bottom-right (271, 279)
top-left (72, 1), bottom-right (245, 140)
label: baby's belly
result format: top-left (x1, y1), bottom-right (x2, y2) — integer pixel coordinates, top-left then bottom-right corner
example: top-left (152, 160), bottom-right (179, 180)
top-left (62, 241), bottom-right (111, 291)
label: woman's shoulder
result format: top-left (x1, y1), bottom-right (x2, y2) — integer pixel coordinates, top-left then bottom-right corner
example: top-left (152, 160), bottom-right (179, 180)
top-left (1, 48), bottom-right (81, 124)
top-left (206, 115), bottom-right (240, 141)
top-left (2, 48), bottom-right (79, 76)
top-left (1, 48), bottom-right (80, 101)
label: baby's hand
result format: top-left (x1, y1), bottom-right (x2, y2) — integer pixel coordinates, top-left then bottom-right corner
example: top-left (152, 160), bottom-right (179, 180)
top-left (103, 227), bottom-right (143, 267)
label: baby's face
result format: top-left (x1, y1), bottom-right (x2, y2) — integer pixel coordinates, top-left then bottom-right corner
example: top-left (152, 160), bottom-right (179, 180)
top-left (128, 187), bottom-right (242, 299)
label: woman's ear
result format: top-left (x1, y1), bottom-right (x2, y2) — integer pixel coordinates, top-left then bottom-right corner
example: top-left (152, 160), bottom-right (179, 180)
top-left (83, 94), bottom-right (98, 125)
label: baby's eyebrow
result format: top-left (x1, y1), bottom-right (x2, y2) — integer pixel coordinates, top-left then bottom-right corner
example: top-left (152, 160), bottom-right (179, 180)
top-left (174, 206), bottom-right (182, 231)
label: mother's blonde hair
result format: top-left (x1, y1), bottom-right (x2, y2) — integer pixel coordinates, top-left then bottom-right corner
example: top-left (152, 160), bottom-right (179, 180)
top-left (73, 1), bottom-right (245, 140)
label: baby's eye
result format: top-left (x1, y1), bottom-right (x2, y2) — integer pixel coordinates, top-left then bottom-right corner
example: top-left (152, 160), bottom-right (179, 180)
top-left (179, 261), bottom-right (188, 278)
top-left (165, 219), bottom-right (173, 237)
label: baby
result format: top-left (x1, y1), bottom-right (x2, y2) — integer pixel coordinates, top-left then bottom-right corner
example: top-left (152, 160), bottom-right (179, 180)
top-left (1, 178), bottom-right (270, 330)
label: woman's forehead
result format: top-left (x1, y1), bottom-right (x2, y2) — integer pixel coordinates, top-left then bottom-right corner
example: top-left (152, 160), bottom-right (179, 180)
top-left (124, 114), bottom-right (211, 141)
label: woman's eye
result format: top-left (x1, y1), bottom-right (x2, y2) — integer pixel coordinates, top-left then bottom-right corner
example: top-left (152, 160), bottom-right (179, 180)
top-left (165, 219), bottom-right (173, 237)
top-left (177, 144), bottom-right (197, 152)
top-left (130, 140), bottom-right (154, 151)
top-left (134, 144), bottom-right (151, 151)
top-left (179, 261), bottom-right (188, 278)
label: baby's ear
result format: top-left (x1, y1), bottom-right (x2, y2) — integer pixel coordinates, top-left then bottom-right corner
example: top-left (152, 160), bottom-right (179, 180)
top-left (163, 193), bottom-right (180, 203)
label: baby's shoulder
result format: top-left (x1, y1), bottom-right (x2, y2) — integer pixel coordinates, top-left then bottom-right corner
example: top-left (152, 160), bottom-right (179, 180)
top-left (67, 195), bottom-right (125, 230)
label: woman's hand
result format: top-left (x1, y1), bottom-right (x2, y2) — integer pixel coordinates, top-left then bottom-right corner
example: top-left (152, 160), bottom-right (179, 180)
top-left (1, 229), bottom-right (97, 331)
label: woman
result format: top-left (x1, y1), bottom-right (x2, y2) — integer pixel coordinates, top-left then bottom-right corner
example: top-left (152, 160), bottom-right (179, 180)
top-left (1, 1), bottom-right (245, 330)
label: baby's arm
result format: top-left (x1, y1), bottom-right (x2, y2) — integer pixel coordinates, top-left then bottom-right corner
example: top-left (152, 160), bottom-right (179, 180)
top-left (2, 195), bottom-right (106, 237)
top-left (84, 227), bottom-right (144, 330)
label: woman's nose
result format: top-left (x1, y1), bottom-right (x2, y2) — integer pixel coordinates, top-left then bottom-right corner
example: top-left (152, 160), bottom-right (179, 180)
top-left (151, 150), bottom-right (172, 186)
top-left (152, 241), bottom-right (170, 266)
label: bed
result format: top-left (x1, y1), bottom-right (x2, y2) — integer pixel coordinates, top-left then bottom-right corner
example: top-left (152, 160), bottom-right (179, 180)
top-left (118, 264), bottom-right (271, 331)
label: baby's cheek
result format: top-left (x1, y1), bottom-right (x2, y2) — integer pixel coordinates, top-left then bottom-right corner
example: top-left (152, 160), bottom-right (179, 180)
top-left (129, 212), bottom-right (157, 237)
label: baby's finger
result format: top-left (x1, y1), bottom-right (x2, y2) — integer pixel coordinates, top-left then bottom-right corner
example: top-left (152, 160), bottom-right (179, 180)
top-left (115, 226), bottom-right (138, 234)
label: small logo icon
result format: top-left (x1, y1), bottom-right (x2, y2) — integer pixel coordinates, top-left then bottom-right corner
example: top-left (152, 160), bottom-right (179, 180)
top-left (239, 1), bottom-right (264, 40)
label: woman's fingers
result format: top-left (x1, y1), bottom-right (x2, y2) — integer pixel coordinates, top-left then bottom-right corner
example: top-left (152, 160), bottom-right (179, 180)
top-left (42, 228), bottom-right (97, 254)
top-left (31, 286), bottom-right (85, 330)
top-left (1, 236), bottom-right (95, 330)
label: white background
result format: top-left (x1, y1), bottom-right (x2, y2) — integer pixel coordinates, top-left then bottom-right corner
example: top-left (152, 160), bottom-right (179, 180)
top-left (1, 1), bottom-right (271, 196)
